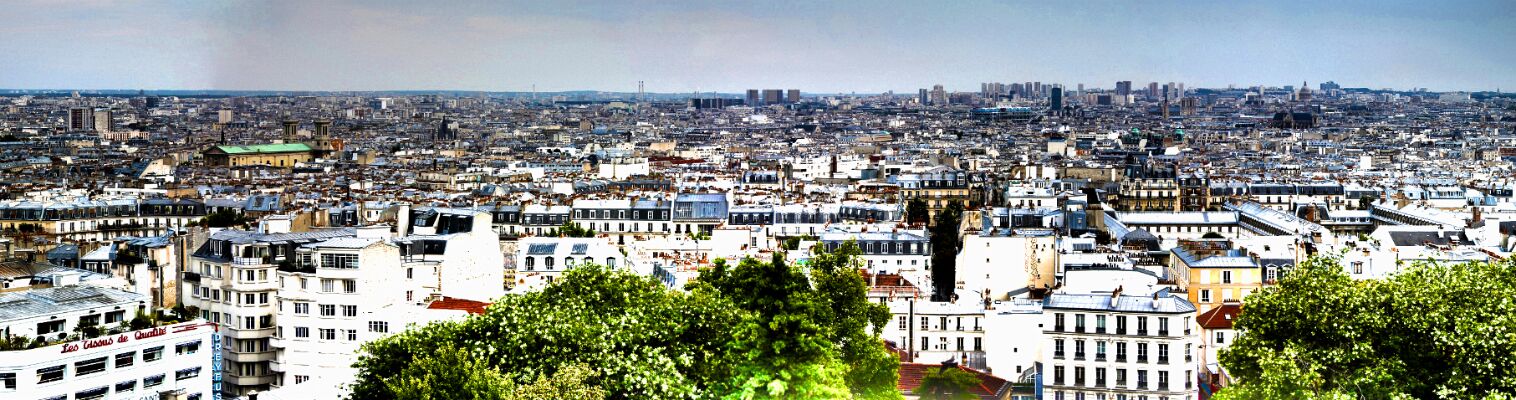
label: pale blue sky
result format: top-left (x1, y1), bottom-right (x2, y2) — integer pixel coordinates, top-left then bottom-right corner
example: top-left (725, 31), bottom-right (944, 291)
top-left (1, 0), bottom-right (1511, 93)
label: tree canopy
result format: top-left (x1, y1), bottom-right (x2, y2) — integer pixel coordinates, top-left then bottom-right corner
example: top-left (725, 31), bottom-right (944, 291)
top-left (913, 367), bottom-right (981, 400)
top-left (929, 201), bottom-right (964, 301)
top-left (1217, 255), bottom-right (1516, 399)
top-left (351, 241), bottom-right (902, 400)
top-left (551, 221), bottom-right (596, 238)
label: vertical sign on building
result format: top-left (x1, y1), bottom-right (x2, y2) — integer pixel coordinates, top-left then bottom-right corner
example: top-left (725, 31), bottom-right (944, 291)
top-left (212, 327), bottom-right (223, 400)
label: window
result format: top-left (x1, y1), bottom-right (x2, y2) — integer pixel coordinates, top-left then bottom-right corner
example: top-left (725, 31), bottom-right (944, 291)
top-left (105, 310), bottom-right (126, 324)
top-left (1096, 315), bottom-right (1107, 333)
top-left (343, 305), bottom-right (358, 317)
top-left (1053, 366), bottom-right (1065, 385)
top-left (956, 337), bottom-right (964, 351)
top-left (295, 302), bottom-right (309, 314)
top-left (1075, 339), bottom-right (1086, 360)
top-left (1054, 339), bottom-right (1065, 358)
top-left (114, 380), bottom-right (135, 393)
top-left (920, 317), bottom-right (929, 331)
top-left (1075, 314), bottom-right (1086, 332)
top-left (320, 328), bottom-right (336, 340)
top-left (143, 373), bottom-right (164, 387)
top-left (321, 253), bottom-right (359, 269)
top-left (1055, 313), bottom-right (1066, 331)
top-left (38, 365), bottom-right (65, 383)
top-left (143, 346), bottom-right (164, 362)
top-left (343, 279), bottom-right (357, 293)
top-left (1137, 317), bottom-right (1149, 335)
top-left (1222, 270), bottom-right (1233, 284)
top-left (1215, 331), bottom-right (1225, 344)
top-left (1200, 289), bottom-right (1212, 303)
top-left (1137, 343), bottom-right (1149, 363)
top-left (1116, 316), bottom-right (1127, 335)
top-left (1137, 370), bottom-right (1148, 389)
top-left (1096, 341), bottom-right (1107, 360)
top-left (545, 257), bottom-right (556, 270)
top-left (920, 336), bottom-right (928, 351)
top-left (322, 279), bottom-right (335, 293)
top-left (295, 327), bottom-right (310, 338)
top-left (176, 340), bottom-right (202, 355)
top-left (1158, 371), bottom-right (1169, 389)
top-left (1158, 318), bottom-right (1169, 335)
top-left (75, 386), bottom-right (108, 400)
top-left (369, 321), bottom-right (389, 333)
top-left (37, 320), bottom-right (65, 335)
top-left (974, 337), bottom-right (982, 351)
top-left (0, 372), bottom-right (14, 390)
top-left (1116, 369), bottom-right (1127, 386)
top-left (115, 352), bottom-right (135, 368)
top-left (525, 257), bottom-right (535, 270)
top-left (295, 375), bottom-right (310, 384)
top-left (175, 367), bottom-right (201, 381)
top-left (320, 304), bottom-right (336, 316)
top-left (897, 316), bottom-right (906, 330)
top-left (1116, 341), bottom-right (1128, 362)
top-left (1157, 344), bottom-right (1170, 363)
top-left (345, 329), bottom-right (358, 341)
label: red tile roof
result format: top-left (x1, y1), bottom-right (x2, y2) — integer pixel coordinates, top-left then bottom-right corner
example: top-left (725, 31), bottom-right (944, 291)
top-left (1197, 303), bottom-right (1242, 330)
top-left (897, 363), bottom-right (1010, 400)
top-left (426, 296), bottom-right (491, 315)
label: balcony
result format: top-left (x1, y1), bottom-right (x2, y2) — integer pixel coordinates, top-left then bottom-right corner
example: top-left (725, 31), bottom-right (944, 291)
top-left (1159, 383), bottom-right (1170, 391)
top-left (1137, 382), bottom-right (1149, 390)
top-left (1074, 352), bottom-right (1085, 361)
top-left (233, 257), bottom-right (267, 266)
top-left (1158, 329), bottom-right (1169, 336)
top-left (1137, 329), bottom-right (1148, 336)
top-left (182, 271), bottom-right (201, 283)
top-left (1137, 356), bottom-right (1148, 363)
top-left (1096, 327), bottom-right (1106, 334)
top-left (1053, 378), bottom-right (1064, 386)
top-left (1158, 356), bottom-right (1169, 364)
top-left (1116, 379), bottom-right (1126, 388)
top-left (225, 373), bottom-right (276, 387)
top-left (1075, 325), bottom-right (1085, 333)
top-left (1096, 379), bottom-right (1106, 387)
top-left (1055, 324), bottom-right (1065, 332)
top-left (1074, 378), bottom-right (1085, 387)
top-left (227, 349), bottom-right (276, 363)
top-left (1053, 351), bottom-right (1065, 360)
top-left (1095, 354), bottom-right (1107, 362)
top-left (1186, 355), bottom-right (1193, 363)
top-left (1116, 355), bottom-right (1127, 363)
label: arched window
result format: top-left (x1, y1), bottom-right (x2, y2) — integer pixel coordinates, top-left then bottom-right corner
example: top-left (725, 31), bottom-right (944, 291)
top-left (606, 258), bottom-right (617, 268)
top-left (524, 256), bottom-right (535, 271)
top-left (565, 257), bottom-right (575, 267)
top-left (545, 257), bottom-right (556, 270)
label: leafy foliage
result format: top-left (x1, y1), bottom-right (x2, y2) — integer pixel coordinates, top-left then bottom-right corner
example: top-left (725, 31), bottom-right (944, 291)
top-left (1218, 255), bottom-right (1516, 399)
top-left (906, 198), bottom-right (930, 226)
top-left (197, 209), bottom-right (251, 228)
top-left (929, 201), bottom-right (964, 301)
top-left (352, 243), bottom-right (902, 400)
top-left (913, 367), bottom-right (981, 400)
top-left (554, 221), bottom-right (596, 238)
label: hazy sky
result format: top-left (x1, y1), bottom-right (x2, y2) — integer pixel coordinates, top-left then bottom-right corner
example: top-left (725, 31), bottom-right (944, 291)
top-left (2, 0), bottom-right (1512, 93)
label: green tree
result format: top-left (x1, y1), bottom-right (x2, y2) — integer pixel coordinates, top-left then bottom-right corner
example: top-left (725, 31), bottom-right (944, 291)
top-left (929, 201), bottom-right (964, 301)
top-left (200, 209), bottom-right (250, 228)
top-left (556, 221), bottom-right (596, 238)
top-left (1218, 256), bottom-right (1516, 399)
top-left (913, 367), bottom-right (981, 400)
top-left (351, 264), bottom-right (744, 400)
top-left (695, 242), bottom-right (901, 399)
top-left (906, 198), bottom-right (929, 226)
top-left (387, 345), bottom-right (513, 400)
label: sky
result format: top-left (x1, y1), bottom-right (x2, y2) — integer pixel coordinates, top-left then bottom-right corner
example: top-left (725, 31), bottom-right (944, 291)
top-left (1, 0), bottom-right (1513, 93)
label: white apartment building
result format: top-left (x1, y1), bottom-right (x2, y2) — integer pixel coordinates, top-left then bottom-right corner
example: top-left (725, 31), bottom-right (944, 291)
top-left (269, 207), bottom-right (503, 389)
top-left (956, 231), bottom-right (1058, 300)
top-left (1, 284), bottom-right (216, 400)
top-left (183, 223), bottom-right (354, 396)
top-left (514, 236), bottom-right (624, 291)
top-left (1042, 292), bottom-right (1200, 400)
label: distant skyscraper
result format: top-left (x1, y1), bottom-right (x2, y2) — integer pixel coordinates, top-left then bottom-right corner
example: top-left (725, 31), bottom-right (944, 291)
top-left (746, 89), bottom-right (760, 106)
top-left (919, 89), bottom-right (929, 105)
top-left (1077, 83), bottom-right (1084, 96)
top-left (1116, 81), bottom-right (1132, 97)
top-left (1319, 81), bottom-right (1341, 91)
top-left (786, 89), bottom-right (800, 103)
top-left (1050, 86), bottom-right (1064, 111)
top-left (68, 107), bottom-right (93, 131)
top-left (1148, 82), bottom-right (1160, 99)
top-left (218, 109), bottom-right (234, 124)
top-left (762, 89), bottom-right (783, 105)
top-left (93, 109), bottom-right (112, 132)
top-left (930, 85), bottom-right (947, 106)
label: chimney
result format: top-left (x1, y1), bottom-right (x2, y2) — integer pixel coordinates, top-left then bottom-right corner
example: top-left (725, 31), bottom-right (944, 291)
top-left (1151, 291), bottom-right (1161, 309)
top-left (1110, 285), bottom-right (1122, 308)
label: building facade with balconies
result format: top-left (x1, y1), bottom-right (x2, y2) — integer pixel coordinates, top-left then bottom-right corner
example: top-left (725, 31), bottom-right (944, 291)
top-left (1042, 292), bottom-right (1199, 400)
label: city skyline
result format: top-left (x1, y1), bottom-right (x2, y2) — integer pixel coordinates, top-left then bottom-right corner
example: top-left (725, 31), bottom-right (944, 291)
top-left (2, 0), bottom-right (1513, 93)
